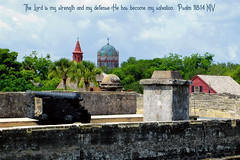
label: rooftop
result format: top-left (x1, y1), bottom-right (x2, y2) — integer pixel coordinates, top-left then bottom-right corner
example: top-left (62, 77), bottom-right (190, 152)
top-left (196, 75), bottom-right (240, 95)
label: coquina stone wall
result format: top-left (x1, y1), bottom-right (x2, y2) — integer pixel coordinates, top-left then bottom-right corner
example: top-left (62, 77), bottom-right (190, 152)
top-left (0, 92), bottom-right (35, 118)
top-left (33, 91), bottom-right (139, 115)
top-left (0, 91), bottom-right (138, 117)
top-left (189, 93), bottom-right (240, 118)
top-left (136, 93), bottom-right (143, 114)
top-left (78, 91), bottom-right (137, 115)
top-left (1, 120), bottom-right (240, 159)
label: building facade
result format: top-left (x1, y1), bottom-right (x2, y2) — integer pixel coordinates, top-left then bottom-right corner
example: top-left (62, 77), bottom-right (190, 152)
top-left (189, 75), bottom-right (240, 95)
top-left (72, 39), bottom-right (83, 63)
top-left (97, 39), bottom-right (119, 69)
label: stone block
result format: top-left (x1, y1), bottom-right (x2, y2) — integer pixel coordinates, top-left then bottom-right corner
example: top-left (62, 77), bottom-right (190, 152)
top-left (151, 71), bottom-right (182, 79)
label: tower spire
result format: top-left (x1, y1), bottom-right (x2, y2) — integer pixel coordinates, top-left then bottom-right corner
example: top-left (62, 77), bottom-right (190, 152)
top-left (72, 39), bottom-right (83, 63)
top-left (107, 37), bottom-right (109, 45)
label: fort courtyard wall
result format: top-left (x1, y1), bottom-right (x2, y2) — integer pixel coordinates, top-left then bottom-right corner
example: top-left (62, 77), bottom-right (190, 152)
top-left (0, 92), bottom-right (139, 118)
top-left (1, 92), bottom-right (240, 119)
top-left (78, 91), bottom-right (137, 115)
top-left (189, 93), bottom-right (240, 118)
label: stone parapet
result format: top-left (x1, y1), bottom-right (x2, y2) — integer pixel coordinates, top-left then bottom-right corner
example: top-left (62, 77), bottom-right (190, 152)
top-left (22, 91), bottom-right (138, 116)
top-left (1, 120), bottom-right (240, 159)
top-left (79, 91), bottom-right (137, 115)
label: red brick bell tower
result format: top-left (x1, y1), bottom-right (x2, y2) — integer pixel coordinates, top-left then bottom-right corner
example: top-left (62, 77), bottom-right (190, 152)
top-left (72, 38), bottom-right (83, 63)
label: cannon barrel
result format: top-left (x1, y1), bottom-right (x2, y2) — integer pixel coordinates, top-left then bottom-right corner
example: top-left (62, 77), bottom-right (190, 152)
top-left (27, 91), bottom-right (83, 101)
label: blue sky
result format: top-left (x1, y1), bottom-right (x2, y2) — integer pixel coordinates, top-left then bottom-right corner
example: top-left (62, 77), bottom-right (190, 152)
top-left (0, 0), bottom-right (239, 65)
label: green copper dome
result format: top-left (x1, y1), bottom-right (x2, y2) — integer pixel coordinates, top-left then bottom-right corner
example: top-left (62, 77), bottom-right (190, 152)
top-left (99, 43), bottom-right (117, 56)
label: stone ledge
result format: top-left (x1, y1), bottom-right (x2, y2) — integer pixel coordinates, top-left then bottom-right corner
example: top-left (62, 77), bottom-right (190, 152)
top-left (140, 79), bottom-right (192, 86)
top-left (0, 118), bottom-right (38, 128)
top-left (1, 118), bottom-right (238, 131)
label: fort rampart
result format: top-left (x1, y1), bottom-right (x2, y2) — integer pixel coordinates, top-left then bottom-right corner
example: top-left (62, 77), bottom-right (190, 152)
top-left (1, 92), bottom-right (240, 118)
top-left (1, 120), bottom-right (240, 159)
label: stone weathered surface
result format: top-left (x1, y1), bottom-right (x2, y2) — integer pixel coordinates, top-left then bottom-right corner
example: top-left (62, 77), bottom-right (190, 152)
top-left (140, 79), bottom-right (192, 86)
top-left (140, 71), bottom-right (192, 122)
top-left (0, 92), bottom-right (35, 118)
top-left (151, 70), bottom-right (182, 79)
top-left (1, 120), bottom-right (240, 159)
top-left (2, 91), bottom-right (138, 117)
top-left (79, 91), bottom-right (137, 115)
top-left (190, 93), bottom-right (240, 118)
top-left (136, 93), bottom-right (144, 114)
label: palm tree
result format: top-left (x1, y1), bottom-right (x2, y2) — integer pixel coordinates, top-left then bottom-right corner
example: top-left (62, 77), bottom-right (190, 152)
top-left (49, 58), bottom-right (72, 90)
top-left (69, 61), bottom-right (83, 89)
top-left (70, 61), bottom-right (102, 91)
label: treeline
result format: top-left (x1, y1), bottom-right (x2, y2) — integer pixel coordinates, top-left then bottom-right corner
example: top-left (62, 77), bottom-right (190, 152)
top-left (104, 53), bottom-right (240, 93)
top-left (0, 48), bottom-right (239, 93)
top-left (0, 49), bottom-right (101, 92)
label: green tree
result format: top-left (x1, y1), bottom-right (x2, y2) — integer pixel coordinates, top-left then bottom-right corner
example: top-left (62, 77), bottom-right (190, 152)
top-left (22, 51), bottom-right (52, 80)
top-left (227, 65), bottom-right (240, 84)
top-left (70, 61), bottom-right (102, 91)
top-left (0, 49), bottom-right (22, 75)
top-left (35, 78), bottom-right (61, 91)
top-left (109, 53), bottom-right (214, 93)
top-left (232, 65), bottom-right (240, 84)
top-left (49, 58), bottom-right (72, 90)
top-left (160, 53), bottom-right (183, 71)
top-left (69, 62), bottom-right (83, 89)
top-left (182, 52), bottom-right (214, 79)
top-left (111, 57), bottom-right (153, 93)
top-left (0, 48), bottom-right (34, 91)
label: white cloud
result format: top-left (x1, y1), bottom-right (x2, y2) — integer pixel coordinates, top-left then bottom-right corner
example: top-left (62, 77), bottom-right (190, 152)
top-left (228, 45), bottom-right (238, 60)
top-left (77, 19), bottom-right (91, 30)
top-left (0, 0), bottom-right (240, 64)
top-left (97, 19), bottom-right (125, 38)
top-left (0, 19), bottom-right (10, 30)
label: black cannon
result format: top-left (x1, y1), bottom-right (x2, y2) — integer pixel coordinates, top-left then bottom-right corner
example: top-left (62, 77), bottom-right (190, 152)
top-left (27, 91), bottom-right (91, 125)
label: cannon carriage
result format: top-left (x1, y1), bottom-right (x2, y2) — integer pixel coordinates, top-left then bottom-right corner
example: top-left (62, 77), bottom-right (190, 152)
top-left (28, 91), bottom-right (91, 125)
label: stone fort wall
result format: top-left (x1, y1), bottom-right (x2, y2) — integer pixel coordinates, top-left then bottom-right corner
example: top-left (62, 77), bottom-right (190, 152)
top-left (0, 92), bottom-right (139, 118)
top-left (189, 93), bottom-right (240, 118)
top-left (79, 91), bottom-right (137, 115)
top-left (0, 92), bottom-right (35, 118)
top-left (1, 120), bottom-right (240, 159)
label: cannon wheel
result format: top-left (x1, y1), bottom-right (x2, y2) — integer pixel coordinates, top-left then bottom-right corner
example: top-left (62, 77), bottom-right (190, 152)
top-left (64, 115), bottom-right (73, 124)
top-left (38, 113), bottom-right (48, 124)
